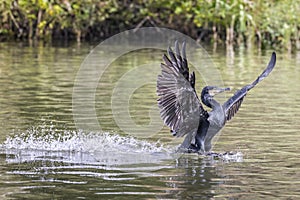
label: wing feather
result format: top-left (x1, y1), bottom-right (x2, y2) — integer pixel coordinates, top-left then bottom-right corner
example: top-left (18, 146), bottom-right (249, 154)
top-left (157, 41), bottom-right (207, 138)
top-left (223, 52), bottom-right (276, 121)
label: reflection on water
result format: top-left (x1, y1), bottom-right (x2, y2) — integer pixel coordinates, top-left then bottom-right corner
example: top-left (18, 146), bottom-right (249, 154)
top-left (0, 42), bottom-right (299, 199)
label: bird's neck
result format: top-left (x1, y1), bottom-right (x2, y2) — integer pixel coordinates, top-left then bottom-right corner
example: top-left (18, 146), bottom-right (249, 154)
top-left (209, 98), bottom-right (221, 110)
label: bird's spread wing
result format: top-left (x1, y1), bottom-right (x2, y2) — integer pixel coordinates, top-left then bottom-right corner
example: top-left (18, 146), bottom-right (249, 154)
top-left (157, 41), bottom-right (207, 139)
top-left (223, 52), bottom-right (276, 121)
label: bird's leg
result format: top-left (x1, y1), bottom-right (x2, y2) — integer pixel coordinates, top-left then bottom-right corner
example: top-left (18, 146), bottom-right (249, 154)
top-left (194, 119), bottom-right (209, 155)
top-left (194, 133), bottom-right (206, 155)
top-left (187, 143), bottom-right (200, 153)
top-left (176, 143), bottom-right (199, 153)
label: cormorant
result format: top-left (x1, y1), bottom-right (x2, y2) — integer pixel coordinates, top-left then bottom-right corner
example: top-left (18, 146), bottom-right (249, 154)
top-left (157, 41), bottom-right (276, 154)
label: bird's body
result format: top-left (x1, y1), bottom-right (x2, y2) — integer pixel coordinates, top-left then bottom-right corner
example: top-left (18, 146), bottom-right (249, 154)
top-left (157, 41), bottom-right (276, 154)
top-left (206, 103), bottom-right (226, 149)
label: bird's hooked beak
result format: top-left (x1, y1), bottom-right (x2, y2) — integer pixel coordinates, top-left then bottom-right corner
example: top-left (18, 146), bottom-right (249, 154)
top-left (209, 87), bottom-right (230, 96)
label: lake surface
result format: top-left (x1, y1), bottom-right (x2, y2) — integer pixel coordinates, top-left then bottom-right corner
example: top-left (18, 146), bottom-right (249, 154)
top-left (0, 40), bottom-right (299, 199)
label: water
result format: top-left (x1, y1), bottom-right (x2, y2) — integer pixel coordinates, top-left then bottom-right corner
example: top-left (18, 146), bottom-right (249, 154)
top-left (0, 41), bottom-right (299, 199)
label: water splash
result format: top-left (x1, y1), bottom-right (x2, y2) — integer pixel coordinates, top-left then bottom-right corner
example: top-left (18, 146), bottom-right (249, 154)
top-left (0, 126), bottom-right (176, 166)
top-left (0, 125), bottom-right (243, 165)
top-left (2, 129), bottom-right (166, 153)
top-left (205, 151), bottom-right (244, 162)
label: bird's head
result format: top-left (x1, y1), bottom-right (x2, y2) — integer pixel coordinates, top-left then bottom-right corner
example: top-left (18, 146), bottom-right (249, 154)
top-left (201, 86), bottom-right (230, 108)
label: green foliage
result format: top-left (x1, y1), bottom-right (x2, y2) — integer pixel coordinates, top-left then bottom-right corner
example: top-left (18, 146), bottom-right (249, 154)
top-left (0, 0), bottom-right (299, 50)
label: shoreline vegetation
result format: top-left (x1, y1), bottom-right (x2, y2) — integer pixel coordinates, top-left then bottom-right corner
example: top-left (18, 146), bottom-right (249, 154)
top-left (0, 0), bottom-right (299, 51)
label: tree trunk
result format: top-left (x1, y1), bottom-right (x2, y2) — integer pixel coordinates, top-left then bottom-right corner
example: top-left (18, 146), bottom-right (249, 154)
top-left (35, 9), bottom-right (42, 39)
top-left (212, 23), bottom-right (217, 42)
top-left (245, 27), bottom-right (253, 49)
top-left (256, 30), bottom-right (262, 49)
top-left (76, 29), bottom-right (81, 43)
top-left (29, 20), bottom-right (33, 39)
top-left (226, 26), bottom-right (234, 44)
top-left (226, 15), bottom-right (235, 45)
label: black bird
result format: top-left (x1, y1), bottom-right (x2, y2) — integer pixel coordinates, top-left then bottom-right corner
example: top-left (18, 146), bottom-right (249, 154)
top-left (157, 41), bottom-right (276, 154)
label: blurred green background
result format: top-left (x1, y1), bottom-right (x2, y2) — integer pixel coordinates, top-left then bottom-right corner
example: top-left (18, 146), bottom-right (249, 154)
top-left (0, 0), bottom-right (299, 51)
